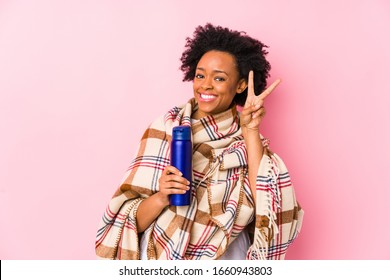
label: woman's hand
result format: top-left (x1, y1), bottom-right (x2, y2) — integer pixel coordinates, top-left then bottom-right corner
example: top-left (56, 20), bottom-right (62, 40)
top-left (136, 165), bottom-right (190, 232)
top-left (156, 165), bottom-right (190, 206)
top-left (240, 71), bottom-right (281, 133)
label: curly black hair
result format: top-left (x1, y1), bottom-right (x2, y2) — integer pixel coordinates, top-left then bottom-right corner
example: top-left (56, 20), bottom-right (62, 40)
top-left (180, 23), bottom-right (271, 106)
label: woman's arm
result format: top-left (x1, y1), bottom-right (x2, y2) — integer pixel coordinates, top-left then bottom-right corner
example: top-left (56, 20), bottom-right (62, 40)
top-left (136, 165), bottom-right (190, 232)
top-left (242, 127), bottom-right (263, 199)
top-left (240, 71), bottom-right (281, 199)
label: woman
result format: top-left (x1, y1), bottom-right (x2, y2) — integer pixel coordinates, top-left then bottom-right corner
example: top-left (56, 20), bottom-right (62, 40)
top-left (95, 23), bottom-right (303, 260)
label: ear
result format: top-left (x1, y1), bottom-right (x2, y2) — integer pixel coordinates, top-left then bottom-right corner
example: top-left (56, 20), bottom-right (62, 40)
top-left (236, 78), bottom-right (247, 94)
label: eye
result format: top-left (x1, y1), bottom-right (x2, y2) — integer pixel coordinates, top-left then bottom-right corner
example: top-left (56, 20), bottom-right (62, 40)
top-left (215, 76), bottom-right (225, 82)
top-left (195, 73), bottom-right (204, 79)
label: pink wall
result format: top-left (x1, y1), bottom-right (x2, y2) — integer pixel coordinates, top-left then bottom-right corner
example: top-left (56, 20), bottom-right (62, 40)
top-left (1, 0), bottom-right (389, 259)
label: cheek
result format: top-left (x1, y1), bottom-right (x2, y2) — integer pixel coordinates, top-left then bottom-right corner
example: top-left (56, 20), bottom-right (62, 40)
top-left (192, 80), bottom-right (200, 90)
top-left (226, 84), bottom-right (239, 97)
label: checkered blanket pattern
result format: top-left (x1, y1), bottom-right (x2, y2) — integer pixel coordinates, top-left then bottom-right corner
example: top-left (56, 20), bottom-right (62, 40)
top-left (96, 98), bottom-right (303, 260)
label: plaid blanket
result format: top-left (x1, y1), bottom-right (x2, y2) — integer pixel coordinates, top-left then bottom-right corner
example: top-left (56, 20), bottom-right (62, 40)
top-left (95, 98), bottom-right (303, 260)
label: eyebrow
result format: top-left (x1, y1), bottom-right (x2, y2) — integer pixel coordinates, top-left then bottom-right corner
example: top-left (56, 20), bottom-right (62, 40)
top-left (196, 67), bottom-right (228, 75)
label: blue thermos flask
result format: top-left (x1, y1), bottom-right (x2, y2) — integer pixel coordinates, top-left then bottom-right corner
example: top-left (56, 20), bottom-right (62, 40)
top-left (169, 125), bottom-right (192, 206)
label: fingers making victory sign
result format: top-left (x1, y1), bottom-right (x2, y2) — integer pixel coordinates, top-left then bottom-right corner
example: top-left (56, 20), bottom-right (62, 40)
top-left (240, 70), bottom-right (281, 131)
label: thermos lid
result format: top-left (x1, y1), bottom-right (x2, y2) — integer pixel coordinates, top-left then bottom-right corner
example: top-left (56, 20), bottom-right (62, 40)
top-left (172, 126), bottom-right (191, 141)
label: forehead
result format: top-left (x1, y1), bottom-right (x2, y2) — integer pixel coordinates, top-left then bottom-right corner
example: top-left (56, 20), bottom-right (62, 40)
top-left (197, 50), bottom-right (237, 70)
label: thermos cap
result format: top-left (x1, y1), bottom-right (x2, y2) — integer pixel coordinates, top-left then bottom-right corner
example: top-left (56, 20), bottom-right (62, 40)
top-left (172, 126), bottom-right (191, 141)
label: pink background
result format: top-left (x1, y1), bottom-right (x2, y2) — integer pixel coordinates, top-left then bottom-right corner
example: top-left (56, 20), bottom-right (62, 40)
top-left (1, 0), bottom-right (389, 260)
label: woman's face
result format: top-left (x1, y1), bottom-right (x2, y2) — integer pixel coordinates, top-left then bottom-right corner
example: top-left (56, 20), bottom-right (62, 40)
top-left (192, 50), bottom-right (246, 119)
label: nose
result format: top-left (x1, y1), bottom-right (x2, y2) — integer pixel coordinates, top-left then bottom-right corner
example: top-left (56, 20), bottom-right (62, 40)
top-left (201, 77), bottom-right (213, 90)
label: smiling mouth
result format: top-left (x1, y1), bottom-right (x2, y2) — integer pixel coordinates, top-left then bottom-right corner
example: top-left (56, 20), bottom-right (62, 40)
top-left (199, 93), bottom-right (217, 101)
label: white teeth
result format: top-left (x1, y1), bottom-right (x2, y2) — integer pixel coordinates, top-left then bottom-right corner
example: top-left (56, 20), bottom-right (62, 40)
top-left (200, 94), bottom-right (216, 100)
